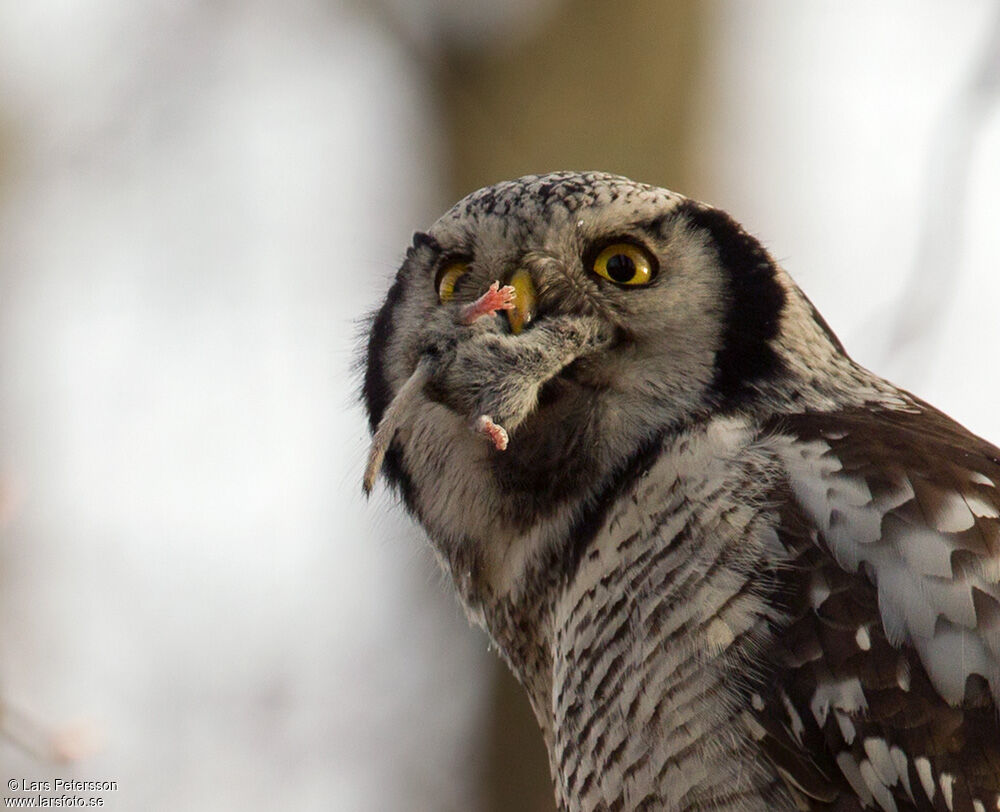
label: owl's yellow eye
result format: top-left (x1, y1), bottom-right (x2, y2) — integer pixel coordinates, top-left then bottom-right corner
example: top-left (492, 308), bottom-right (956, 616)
top-left (591, 243), bottom-right (655, 286)
top-left (436, 261), bottom-right (469, 302)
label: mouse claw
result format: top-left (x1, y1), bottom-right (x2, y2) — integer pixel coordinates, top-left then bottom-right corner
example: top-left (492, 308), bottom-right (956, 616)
top-left (458, 282), bottom-right (517, 325)
top-left (474, 415), bottom-right (509, 451)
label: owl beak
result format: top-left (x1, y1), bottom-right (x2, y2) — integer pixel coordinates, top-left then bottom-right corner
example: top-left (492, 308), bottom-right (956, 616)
top-left (505, 268), bottom-right (536, 335)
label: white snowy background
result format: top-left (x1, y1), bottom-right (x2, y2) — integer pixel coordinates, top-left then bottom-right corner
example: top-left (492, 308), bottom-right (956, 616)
top-left (0, 1), bottom-right (997, 810)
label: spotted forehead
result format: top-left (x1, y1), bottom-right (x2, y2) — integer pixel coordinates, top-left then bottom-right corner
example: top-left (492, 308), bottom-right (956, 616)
top-left (434, 172), bottom-right (684, 239)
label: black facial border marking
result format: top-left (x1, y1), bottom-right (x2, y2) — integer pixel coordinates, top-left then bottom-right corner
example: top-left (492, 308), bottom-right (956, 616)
top-left (675, 201), bottom-right (788, 409)
top-left (362, 272), bottom-right (418, 502)
top-left (361, 266), bottom-right (413, 510)
top-left (362, 276), bottom-right (403, 432)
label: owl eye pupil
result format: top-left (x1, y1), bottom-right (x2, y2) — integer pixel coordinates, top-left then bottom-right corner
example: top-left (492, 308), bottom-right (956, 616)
top-left (605, 253), bottom-right (636, 283)
top-left (591, 242), bottom-right (654, 285)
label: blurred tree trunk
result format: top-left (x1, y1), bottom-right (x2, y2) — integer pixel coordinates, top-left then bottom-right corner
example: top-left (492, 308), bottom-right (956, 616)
top-left (434, 1), bottom-right (707, 808)
top-left (441, 0), bottom-right (705, 198)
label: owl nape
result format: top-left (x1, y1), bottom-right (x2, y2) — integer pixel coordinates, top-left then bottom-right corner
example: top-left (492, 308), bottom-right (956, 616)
top-left (363, 172), bottom-right (1000, 812)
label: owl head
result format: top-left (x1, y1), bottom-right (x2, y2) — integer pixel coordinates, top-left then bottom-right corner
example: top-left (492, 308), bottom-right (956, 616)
top-left (362, 172), bottom-right (850, 617)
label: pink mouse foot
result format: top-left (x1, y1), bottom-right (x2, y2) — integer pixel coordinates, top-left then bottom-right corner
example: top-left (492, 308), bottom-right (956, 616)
top-left (474, 415), bottom-right (509, 451)
top-left (458, 282), bottom-right (516, 325)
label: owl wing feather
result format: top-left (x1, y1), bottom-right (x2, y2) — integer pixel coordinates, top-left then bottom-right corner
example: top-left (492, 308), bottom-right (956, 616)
top-left (756, 405), bottom-right (1000, 812)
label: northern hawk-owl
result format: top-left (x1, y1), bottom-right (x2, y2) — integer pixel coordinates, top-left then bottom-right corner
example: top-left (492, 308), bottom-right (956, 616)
top-left (362, 172), bottom-right (1000, 811)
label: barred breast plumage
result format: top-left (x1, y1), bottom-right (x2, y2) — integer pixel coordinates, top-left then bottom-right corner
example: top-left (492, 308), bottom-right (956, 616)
top-left (550, 418), bottom-right (789, 810)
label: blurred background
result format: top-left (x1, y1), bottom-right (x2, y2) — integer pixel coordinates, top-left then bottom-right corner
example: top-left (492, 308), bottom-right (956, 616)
top-left (1, 1), bottom-right (999, 809)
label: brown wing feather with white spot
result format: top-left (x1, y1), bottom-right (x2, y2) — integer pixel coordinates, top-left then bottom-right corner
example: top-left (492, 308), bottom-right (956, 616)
top-left (755, 406), bottom-right (1000, 812)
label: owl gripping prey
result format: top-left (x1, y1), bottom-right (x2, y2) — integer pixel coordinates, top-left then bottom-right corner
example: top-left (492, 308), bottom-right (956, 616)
top-left (363, 277), bottom-right (614, 494)
top-left (362, 172), bottom-right (1000, 812)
